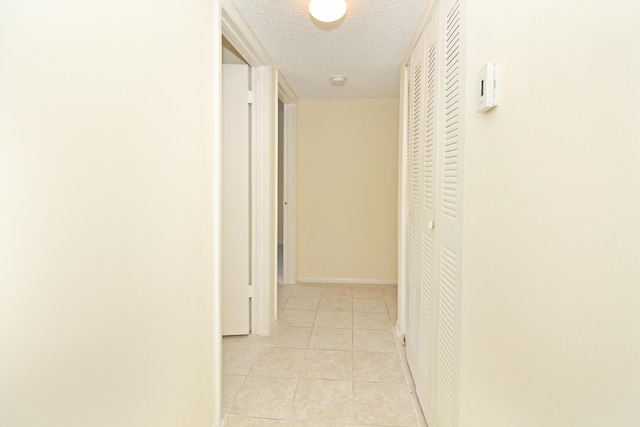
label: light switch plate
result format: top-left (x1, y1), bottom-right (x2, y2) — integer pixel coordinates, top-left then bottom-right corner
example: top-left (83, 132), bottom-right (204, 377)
top-left (476, 62), bottom-right (498, 112)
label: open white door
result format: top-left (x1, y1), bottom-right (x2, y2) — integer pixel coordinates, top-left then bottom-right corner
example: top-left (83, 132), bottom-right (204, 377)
top-left (222, 64), bottom-right (251, 336)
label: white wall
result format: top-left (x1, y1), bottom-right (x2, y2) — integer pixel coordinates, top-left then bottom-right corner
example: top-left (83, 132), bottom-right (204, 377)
top-left (0, 2), bottom-right (218, 426)
top-left (459, 0), bottom-right (640, 425)
top-left (297, 99), bottom-right (399, 283)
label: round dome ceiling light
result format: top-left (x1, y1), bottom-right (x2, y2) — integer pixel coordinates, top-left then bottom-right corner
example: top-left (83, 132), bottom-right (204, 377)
top-left (309, 0), bottom-right (347, 23)
top-left (330, 75), bottom-right (347, 87)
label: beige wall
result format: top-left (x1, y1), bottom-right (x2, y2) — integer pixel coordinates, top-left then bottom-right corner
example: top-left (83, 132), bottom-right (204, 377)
top-left (0, 2), bottom-right (217, 426)
top-left (459, 0), bottom-right (640, 425)
top-left (297, 99), bottom-right (399, 283)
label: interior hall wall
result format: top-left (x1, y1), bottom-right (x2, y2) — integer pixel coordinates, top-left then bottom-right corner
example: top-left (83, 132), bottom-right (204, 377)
top-left (297, 98), bottom-right (399, 283)
top-left (458, 0), bottom-right (640, 425)
top-left (0, 2), bottom-right (217, 426)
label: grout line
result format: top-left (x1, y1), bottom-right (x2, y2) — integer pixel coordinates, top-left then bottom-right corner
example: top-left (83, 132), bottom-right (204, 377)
top-left (393, 327), bottom-right (428, 427)
top-left (225, 283), bottom-right (415, 426)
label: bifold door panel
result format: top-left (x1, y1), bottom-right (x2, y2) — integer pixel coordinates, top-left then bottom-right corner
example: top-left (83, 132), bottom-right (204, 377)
top-left (404, 1), bottom-right (464, 426)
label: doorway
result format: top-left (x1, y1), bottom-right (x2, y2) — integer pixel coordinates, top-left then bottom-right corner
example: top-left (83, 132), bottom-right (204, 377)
top-left (277, 79), bottom-right (298, 288)
top-left (219, 3), bottom-right (296, 425)
top-left (277, 99), bottom-right (284, 285)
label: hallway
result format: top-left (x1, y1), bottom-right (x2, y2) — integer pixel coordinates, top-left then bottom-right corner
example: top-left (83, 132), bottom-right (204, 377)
top-left (222, 283), bottom-right (425, 426)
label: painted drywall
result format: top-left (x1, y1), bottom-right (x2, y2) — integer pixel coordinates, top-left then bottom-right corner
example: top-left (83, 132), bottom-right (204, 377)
top-left (297, 99), bottom-right (399, 283)
top-left (458, 0), bottom-right (640, 426)
top-left (0, 2), bottom-right (218, 427)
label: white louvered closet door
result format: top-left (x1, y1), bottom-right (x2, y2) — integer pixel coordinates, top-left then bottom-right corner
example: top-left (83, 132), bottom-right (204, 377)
top-left (406, 30), bottom-right (426, 404)
top-left (404, 0), bottom-right (464, 426)
top-left (406, 4), bottom-right (441, 423)
top-left (434, 0), bottom-right (464, 426)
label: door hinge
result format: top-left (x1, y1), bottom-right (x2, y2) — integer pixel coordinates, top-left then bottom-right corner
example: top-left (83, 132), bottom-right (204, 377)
top-left (248, 285), bottom-right (255, 298)
top-left (248, 91), bottom-right (256, 104)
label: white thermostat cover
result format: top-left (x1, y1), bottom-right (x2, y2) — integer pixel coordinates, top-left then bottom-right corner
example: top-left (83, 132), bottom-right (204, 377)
top-left (476, 62), bottom-right (498, 112)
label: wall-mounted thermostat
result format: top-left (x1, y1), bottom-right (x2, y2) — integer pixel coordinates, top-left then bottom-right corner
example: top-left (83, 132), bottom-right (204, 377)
top-left (476, 62), bottom-right (498, 113)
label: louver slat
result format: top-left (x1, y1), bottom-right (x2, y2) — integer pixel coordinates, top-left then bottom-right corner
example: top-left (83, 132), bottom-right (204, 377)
top-left (408, 225), bottom-right (421, 368)
top-left (442, 0), bottom-right (461, 219)
top-left (411, 62), bottom-right (423, 208)
top-left (424, 41), bottom-right (437, 211)
top-left (420, 232), bottom-right (433, 390)
top-left (437, 2), bottom-right (461, 426)
top-left (406, 71), bottom-right (411, 205)
top-left (438, 245), bottom-right (457, 427)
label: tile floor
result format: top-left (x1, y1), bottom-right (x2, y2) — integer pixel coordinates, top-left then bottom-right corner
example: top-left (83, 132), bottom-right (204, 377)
top-left (222, 283), bottom-right (426, 427)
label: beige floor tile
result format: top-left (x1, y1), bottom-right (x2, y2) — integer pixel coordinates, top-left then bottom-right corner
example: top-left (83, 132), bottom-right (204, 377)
top-left (287, 422), bottom-right (352, 427)
top-left (309, 327), bottom-right (352, 351)
top-left (224, 334), bottom-right (268, 351)
top-left (352, 287), bottom-right (384, 299)
top-left (353, 329), bottom-right (397, 353)
top-left (318, 297), bottom-right (352, 312)
top-left (230, 375), bottom-right (297, 419)
top-left (293, 379), bottom-right (353, 422)
top-left (251, 347), bottom-right (306, 378)
top-left (222, 374), bottom-right (246, 415)
top-left (266, 325), bottom-right (312, 349)
top-left (278, 284), bottom-right (295, 296)
top-left (353, 382), bottom-right (418, 426)
top-left (292, 284), bottom-right (323, 297)
top-left (353, 298), bottom-right (388, 313)
top-left (285, 296), bottom-right (320, 311)
top-left (223, 283), bottom-right (423, 427)
top-left (386, 299), bottom-right (398, 311)
top-left (224, 415), bottom-right (287, 426)
top-left (302, 349), bottom-right (353, 381)
top-left (279, 310), bottom-right (317, 327)
top-left (314, 311), bottom-right (352, 329)
top-left (223, 336), bottom-right (267, 375)
top-left (288, 423), bottom-right (382, 427)
top-left (278, 293), bottom-right (290, 309)
top-left (223, 350), bottom-right (259, 376)
top-left (322, 285), bottom-right (353, 298)
top-left (388, 306), bottom-right (398, 323)
top-left (382, 286), bottom-right (398, 300)
top-left (352, 312), bottom-right (391, 330)
top-left (353, 351), bottom-right (406, 383)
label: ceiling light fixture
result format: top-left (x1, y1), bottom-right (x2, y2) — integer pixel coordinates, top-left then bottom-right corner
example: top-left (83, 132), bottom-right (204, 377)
top-left (309, 0), bottom-right (347, 23)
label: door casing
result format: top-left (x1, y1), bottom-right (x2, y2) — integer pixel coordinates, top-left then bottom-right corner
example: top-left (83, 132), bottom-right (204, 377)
top-left (221, 0), bottom-right (297, 336)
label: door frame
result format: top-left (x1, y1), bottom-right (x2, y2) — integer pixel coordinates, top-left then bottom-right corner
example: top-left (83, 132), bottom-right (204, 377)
top-left (213, 2), bottom-right (222, 423)
top-left (278, 76), bottom-right (298, 286)
top-left (397, 64), bottom-right (410, 338)
top-left (221, 0), bottom-right (297, 336)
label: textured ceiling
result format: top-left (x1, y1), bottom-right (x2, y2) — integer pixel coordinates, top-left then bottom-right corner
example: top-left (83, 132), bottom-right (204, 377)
top-left (229, 0), bottom-right (429, 99)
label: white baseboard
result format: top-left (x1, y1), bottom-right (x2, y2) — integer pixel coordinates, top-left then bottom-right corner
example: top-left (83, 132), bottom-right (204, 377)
top-left (297, 277), bottom-right (398, 285)
top-left (394, 320), bottom-right (404, 339)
